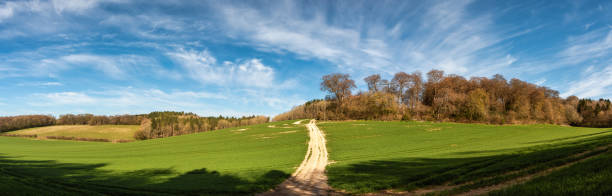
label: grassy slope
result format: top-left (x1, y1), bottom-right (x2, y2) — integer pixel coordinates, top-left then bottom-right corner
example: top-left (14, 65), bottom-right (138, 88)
top-left (0, 120), bottom-right (308, 195)
top-left (319, 121), bottom-right (612, 193)
top-left (7, 125), bottom-right (140, 141)
top-left (490, 150), bottom-right (612, 196)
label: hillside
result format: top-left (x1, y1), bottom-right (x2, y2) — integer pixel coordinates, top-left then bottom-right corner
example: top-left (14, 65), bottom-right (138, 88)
top-left (0, 120), bottom-right (308, 195)
top-left (319, 121), bottom-right (612, 194)
top-left (2, 119), bottom-right (611, 195)
top-left (5, 125), bottom-right (139, 141)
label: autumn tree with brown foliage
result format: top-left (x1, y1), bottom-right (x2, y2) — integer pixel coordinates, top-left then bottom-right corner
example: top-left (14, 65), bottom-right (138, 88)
top-left (134, 111), bottom-right (269, 140)
top-left (0, 115), bottom-right (56, 132)
top-left (56, 114), bottom-right (144, 125)
top-left (364, 74), bottom-right (382, 92)
top-left (274, 70), bottom-right (612, 128)
top-left (321, 73), bottom-right (356, 105)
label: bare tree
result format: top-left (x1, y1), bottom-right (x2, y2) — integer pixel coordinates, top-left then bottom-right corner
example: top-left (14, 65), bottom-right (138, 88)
top-left (424, 69), bottom-right (445, 106)
top-left (321, 73), bottom-right (356, 104)
top-left (364, 74), bottom-right (381, 92)
top-left (380, 79), bottom-right (392, 93)
top-left (392, 72), bottom-right (410, 105)
top-left (407, 71), bottom-right (423, 111)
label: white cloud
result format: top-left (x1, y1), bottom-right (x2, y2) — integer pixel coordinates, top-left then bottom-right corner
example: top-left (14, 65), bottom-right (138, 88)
top-left (214, 0), bottom-right (521, 79)
top-left (217, 3), bottom-right (380, 71)
top-left (534, 78), bottom-right (547, 86)
top-left (42, 82), bottom-right (62, 86)
top-left (560, 28), bottom-right (612, 65)
top-left (29, 88), bottom-right (225, 107)
top-left (99, 13), bottom-right (189, 39)
top-left (61, 54), bottom-right (126, 77)
top-left (555, 28), bottom-right (612, 98)
top-left (230, 59), bottom-right (275, 88)
top-left (23, 87), bottom-right (301, 117)
top-left (17, 81), bottom-right (63, 86)
top-left (585, 22), bottom-right (595, 30)
top-left (561, 65), bottom-right (612, 98)
top-left (51, 0), bottom-right (99, 14)
top-left (424, 0), bottom-right (473, 30)
top-left (40, 92), bottom-right (96, 105)
top-left (0, 49), bottom-right (180, 80)
top-left (167, 48), bottom-right (277, 88)
top-left (0, 0), bottom-right (129, 39)
top-left (0, 2), bottom-right (16, 22)
top-left (0, 0), bottom-right (96, 23)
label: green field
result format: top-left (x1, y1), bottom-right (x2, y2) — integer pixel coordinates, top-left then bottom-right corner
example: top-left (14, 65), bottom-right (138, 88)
top-left (319, 121), bottom-right (612, 194)
top-left (490, 150), bottom-right (612, 196)
top-left (0, 120), bottom-right (308, 195)
top-left (6, 125), bottom-right (140, 141)
top-left (2, 120), bottom-right (611, 195)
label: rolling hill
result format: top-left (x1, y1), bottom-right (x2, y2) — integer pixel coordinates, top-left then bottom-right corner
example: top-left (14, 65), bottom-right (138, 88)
top-left (2, 120), bottom-right (611, 195)
top-left (320, 121), bottom-right (612, 194)
top-left (0, 120), bottom-right (308, 195)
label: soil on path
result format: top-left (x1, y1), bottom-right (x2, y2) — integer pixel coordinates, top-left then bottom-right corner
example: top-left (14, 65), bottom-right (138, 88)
top-left (293, 120), bottom-right (304, 125)
top-left (259, 119), bottom-right (331, 196)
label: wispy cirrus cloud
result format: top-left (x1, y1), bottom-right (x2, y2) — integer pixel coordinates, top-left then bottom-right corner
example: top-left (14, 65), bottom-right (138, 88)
top-left (218, 3), bottom-right (361, 67)
top-left (559, 27), bottom-right (612, 98)
top-left (37, 92), bottom-right (97, 105)
top-left (0, 0), bottom-right (112, 21)
top-left (21, 87), bottom-right (301, 116)
top-left (17, 81), bottom-right (63, 86)
top-left (213, 0), bottom-right (527, 81)
top-left (3, 0), bottom-right (612, 117)
top-left (559, 28), bottom-right (612, 65)
top-left (0, 49), bottom-right (180, 80)
top-left (0, 0), bottom-right (127, 39)
top-left (51, 0), bottom-right (102, 14)
top-left (561, 64), bottom-right (612, 98)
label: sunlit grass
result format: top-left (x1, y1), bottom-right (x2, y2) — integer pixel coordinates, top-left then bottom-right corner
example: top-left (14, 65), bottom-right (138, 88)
top-left (319, 121), bottom-right (612, 193)
top-left (0, 120), bottom-right (308, 195)
top-left (7, 125), bottom-right (140, 141)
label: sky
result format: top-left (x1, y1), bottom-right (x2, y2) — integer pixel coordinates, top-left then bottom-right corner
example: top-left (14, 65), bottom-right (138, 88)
top-left (1, 0), bottom-right (611, 117)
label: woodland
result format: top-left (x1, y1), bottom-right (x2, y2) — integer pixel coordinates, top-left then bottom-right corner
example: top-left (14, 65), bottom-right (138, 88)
top-left (274, 70), bottom-right (611, 127)
top-left (0, 112), bottom-right (269, 140)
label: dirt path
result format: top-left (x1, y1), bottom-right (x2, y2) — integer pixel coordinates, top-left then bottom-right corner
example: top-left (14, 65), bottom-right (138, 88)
top-left (293, 120), bottom-right (304, 125)
top-left (260, 119), bottom-right (331, 196)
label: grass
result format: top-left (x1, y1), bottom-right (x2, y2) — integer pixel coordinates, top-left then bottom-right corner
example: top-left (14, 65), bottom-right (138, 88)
top-left (318, 121), bottom-right (612, 194)
top-left (6, 125), bottom-right (140, 141)
top-left (489, 150), bottom-right (612, 196)
top-left (0, 120), bottom-right (308, 195)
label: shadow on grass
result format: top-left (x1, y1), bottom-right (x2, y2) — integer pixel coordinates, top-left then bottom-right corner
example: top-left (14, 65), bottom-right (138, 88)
top-left (522, 130), bottom-right (612, 145)
top-left (0, 156), bottom-right (288, 196)
top-left (327, 134), bottom-right (612, 194)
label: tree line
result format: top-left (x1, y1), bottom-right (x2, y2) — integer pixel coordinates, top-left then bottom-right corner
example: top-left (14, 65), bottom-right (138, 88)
top-left (1, 112), bottom-right (271, 136)
top-left (0, 114), bottom-right (144, 133)
top-left (56, 114), bottom-right (145, 125)
top-left (134, 111), bottom-right (270, 140)
top-left (0, 115), bottom-right (56, 132)
top-left (573, 98), bottom-right (612, 127)
top-left (274, 70), bottom-right (612, 127)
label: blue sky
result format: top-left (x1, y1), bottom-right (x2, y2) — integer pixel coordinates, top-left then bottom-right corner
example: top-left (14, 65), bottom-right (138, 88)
top-left (0, 0), bottom-right (611, 117)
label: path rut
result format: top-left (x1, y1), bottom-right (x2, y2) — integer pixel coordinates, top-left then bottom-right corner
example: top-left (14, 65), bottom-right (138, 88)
top-left (260, 119), bottom-right (330, 196)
